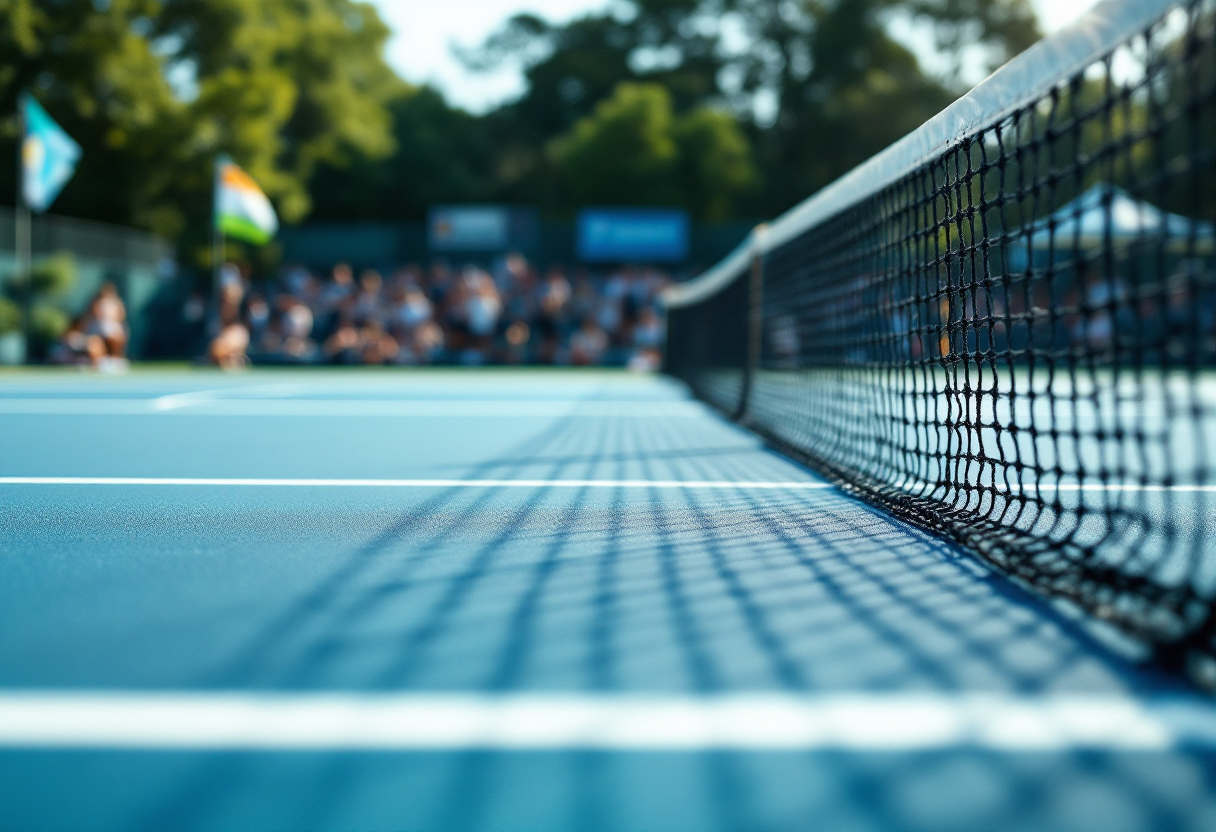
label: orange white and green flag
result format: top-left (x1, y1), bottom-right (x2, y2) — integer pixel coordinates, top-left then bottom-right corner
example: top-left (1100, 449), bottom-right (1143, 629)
top-left (214, 156), bottom-right (278, 245)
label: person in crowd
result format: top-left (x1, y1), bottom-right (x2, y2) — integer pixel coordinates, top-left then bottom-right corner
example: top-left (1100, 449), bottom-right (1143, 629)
top-left (570, 317), bottom-right (609, 366)
top-left (279, 296), bottom-right (317, 360)
top-left (323, 310), bottom-right (364, 364)
top-left (198, 253), bottom-right (674, 368)
top-left (52, 316), bottom-right (106, 365)
top-left (317, 263), bottom-right (355, 341)
top-left (208, 308), bottom-right (248, 368)
top-left (462, 267), bottom-right (502, 361)
top-left (210, 321), bottom-right (250, 369)
top-left (282, 264), bottom-right (311, 297)
top-left (299, 273), bottom-right (324, 316)
top-left (392, 264), bottom-right (424, 290)
top-left (212, 274), bottom-right (244, 335)
top-left (246, 293), bottom-right (271, 343)
top-left (392, 284), bottom-right (433, 333)
top-left (89, 282), bottom-right (129, 359)
top-left (51, 282), bottom-right (129, 368)
top-left (359, 320), bottom-right (399, 365)
top-left (428, 262), bottom-right (454, 308)
top-left (202, 271), bottom-right (250, 369)
top-left (411, 320), bottom-right (446, 364)
top-left (632, 305), bottom-right (664, 350)
top-left (628, 305), bottom-right (665, 371)
top-left (325, 263), bottom-right (354, 303)
top-left (535, 267), bottom-right (572, 364)
top-left (354, 269), bottom-right (385, 325)
top-left (570, 272), bottom-right (598, 324)
top-left (503, 320), bottom-right (531, 364)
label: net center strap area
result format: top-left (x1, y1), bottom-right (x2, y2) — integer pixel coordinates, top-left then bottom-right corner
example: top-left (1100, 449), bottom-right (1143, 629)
top-left (664, 0), bottom-right (1216, 684)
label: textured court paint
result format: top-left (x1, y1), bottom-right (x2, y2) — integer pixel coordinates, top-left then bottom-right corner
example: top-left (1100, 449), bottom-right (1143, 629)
top-left (4, 370), bottom-right (1216, 832)
top-left (0, 399), bottom-right (707, 417)
top-left (0, 477), bottom-right (834, 489)
top-left (5, 691), bottom-right (1216, 750)
top-left (3, 477), bottom-right (1209, 492)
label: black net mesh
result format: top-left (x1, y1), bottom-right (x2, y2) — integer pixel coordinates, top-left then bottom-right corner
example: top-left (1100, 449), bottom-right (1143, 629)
top-left (664, 264), bottom-right (752, 417)
top-left (666, 0), bottom-right (1216, 676)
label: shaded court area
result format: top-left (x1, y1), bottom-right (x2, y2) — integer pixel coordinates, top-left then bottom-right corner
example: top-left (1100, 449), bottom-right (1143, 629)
top-left (2, 369), bottom-right (1216, 831)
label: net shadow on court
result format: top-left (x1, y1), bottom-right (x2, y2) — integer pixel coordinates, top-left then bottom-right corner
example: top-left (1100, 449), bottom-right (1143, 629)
top-left (665, 0), bottom-right (1216, 680)
top-left (68, 396), bottom-right (1200, 832)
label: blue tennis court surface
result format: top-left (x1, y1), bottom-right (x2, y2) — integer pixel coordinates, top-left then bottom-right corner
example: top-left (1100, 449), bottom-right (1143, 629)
top-left (3, 369), bottom-right (1216, 831)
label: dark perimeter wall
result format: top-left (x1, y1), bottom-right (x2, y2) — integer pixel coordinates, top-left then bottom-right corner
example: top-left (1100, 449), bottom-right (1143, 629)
top-left (279, 219), bottom-right (756, 278)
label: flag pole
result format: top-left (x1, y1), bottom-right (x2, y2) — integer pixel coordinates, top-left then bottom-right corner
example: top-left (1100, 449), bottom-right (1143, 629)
top-left (211, 156), bottom-right (223, 304)
top-left (15, 92), bottom-right (31, 362)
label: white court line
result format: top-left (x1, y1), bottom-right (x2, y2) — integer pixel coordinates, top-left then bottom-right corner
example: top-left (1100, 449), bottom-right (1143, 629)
top-left (8, 477), bottom-right (1210, 492)
top-left (0, 399), bottom-right (703, 417)
top-left (152, 383), bottom-right (314, 411)
top-left (0, 477), bottom-right (832, 490)
top-left (1, 691), bottom-right (1214, 751)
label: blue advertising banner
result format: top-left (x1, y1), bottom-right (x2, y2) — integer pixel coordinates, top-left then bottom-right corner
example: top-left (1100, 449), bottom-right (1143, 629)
top-left (577, 209), bottom-right (689, 262)
top-left (429, 206), bottom-right (538, 252)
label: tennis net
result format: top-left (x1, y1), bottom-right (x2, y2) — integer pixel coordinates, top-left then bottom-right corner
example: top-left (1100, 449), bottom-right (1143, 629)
top-left (664, 0), bottom-right (1216, 680)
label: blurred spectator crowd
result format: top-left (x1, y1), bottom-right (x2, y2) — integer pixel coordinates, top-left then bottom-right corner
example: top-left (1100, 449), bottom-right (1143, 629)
top-left (47, 282), bottom-right (131, 370)
top-left (203, 255), bottom-right (669, 369)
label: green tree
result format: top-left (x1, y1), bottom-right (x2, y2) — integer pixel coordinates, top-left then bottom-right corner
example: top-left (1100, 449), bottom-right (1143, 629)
top-left (551, 83), bottom-right (680, 208)
top-left (465, 14), bottom-right (638, 142)
top-left (0, 0), bottom-right (400, 260)
top-left (462, 2), bottom-right (722, 139)
top-left (155, 0), bottom-right (400, 225)
top-left (550, 82), bottom-right (756, 219)
top-left (307, 85), bottom-right (495, 221)
top-left (0, 0), bottom-right (190, 236)
top-left (673, 106), bottom-right (757, 220)
top-left (728, 0), bottom-right (1040, 210)
top-left (468, 0), bottom-right (1040, 216)
top-left (459, 1), bottom-right (728, 205)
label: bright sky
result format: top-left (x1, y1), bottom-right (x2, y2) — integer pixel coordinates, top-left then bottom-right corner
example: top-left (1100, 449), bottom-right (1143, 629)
top-left (368, 0), bottom-right (1105, 113)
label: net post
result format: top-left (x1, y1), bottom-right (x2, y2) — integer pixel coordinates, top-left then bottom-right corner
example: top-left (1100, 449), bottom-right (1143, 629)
top-left (735, 224), bottom-right (767, 422)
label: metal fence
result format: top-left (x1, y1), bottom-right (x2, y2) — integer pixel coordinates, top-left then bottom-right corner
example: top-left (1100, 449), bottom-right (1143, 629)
top-left (0, 208), bottom-right (175, 361)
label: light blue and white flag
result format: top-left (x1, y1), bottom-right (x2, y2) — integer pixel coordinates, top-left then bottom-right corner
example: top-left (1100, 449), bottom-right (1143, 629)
top-left (22, 94), bottom-right (81, 213)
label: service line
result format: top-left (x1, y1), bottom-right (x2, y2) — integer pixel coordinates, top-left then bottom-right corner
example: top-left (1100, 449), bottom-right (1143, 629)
top-left (1, 691), bottom-right (1214, 751)
top-left (0, 400), bottom-right (704, 417)
top-left (0, 477), bottom-right (832, 490)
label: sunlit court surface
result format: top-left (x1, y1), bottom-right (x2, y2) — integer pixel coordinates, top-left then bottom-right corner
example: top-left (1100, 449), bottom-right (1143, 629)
top-left (0, 368), bottom-right (1215, 831)
top-left (10, 0), bottom-right (1216, 825)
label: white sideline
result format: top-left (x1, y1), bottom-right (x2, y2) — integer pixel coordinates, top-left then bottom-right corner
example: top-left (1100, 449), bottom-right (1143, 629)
top-left (0, 477), bottom-right (833, 490)
top-left (0, 399), bottom-right (704, 417)
top-left (4, 477), bottom-right (1209, 492)
top-left (1, 691), bottom-right (1215, 751)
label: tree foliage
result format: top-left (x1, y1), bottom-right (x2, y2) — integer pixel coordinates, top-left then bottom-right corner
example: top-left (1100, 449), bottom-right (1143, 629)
top-left (0, 0), bottom-right (188, 235)
top-left (550, 82), bottom-right (755, 220)
top-left (467, 0), bottom-right (1040, 215)
top-left (155, 0), bottom-right (400, 223)
top-left (307, 86), bottom-right (496, 221)
top-left (0, 0), bottom-right (1046, 243)
top-left (0, 0), bottom-right (400, 257)
top-left (727, 0), bottom-right (1039, 209)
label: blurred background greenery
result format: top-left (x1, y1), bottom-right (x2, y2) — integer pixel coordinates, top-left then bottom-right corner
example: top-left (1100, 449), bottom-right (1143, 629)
top-left (0, 0), bottom-right (1039, 266)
